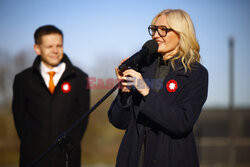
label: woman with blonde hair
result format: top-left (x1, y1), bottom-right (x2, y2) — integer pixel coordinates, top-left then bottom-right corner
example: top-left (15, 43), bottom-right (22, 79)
top-left (108, 9), bottom-right (208, 167)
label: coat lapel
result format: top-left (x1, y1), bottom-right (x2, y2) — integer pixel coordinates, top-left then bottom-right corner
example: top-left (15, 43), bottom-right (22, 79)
top-left (31, 54), bottom-right (76, 95)
top-left (159, 60), bottom-right (190, 103)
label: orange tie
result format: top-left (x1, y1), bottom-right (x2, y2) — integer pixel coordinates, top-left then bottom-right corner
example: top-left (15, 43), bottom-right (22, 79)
top-left (48, 71), bottom-right (56, 94)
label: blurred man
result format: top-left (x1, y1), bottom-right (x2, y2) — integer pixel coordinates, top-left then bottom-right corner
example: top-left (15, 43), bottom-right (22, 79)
top-left (12, 25), bottom-right (89, 167)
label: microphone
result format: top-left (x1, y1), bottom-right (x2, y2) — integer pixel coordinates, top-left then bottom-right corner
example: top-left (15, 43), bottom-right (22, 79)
top-left (118, 40), bottom-right (158, 72)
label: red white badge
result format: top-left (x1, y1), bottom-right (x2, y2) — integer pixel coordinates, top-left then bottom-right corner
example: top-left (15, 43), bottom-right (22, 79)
top-left (166, 80), bottom-right (178, 92)
top-left (61, 82), bottom-right (71, 93)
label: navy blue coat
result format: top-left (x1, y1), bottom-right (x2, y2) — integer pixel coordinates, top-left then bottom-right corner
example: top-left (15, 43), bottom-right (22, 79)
top-left (12, 55), bottom-right (89, 167)
top-left (108, 58), bottom-right (208, 167)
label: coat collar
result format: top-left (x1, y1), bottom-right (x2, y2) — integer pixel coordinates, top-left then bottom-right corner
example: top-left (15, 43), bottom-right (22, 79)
top-left (171, 59), bottom-right (191, 77)
top-left (141, 54), bottom-right (191, 79)
top-left (32, 54), bottom-right (76, 79)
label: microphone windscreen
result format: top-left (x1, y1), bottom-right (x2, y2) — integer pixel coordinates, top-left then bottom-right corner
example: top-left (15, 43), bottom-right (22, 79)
top-left (142, 40), bottom-right (158, 55)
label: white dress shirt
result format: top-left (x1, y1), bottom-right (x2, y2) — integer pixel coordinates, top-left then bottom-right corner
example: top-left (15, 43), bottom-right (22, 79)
top-left (40, 61), bottom-right (66, 88)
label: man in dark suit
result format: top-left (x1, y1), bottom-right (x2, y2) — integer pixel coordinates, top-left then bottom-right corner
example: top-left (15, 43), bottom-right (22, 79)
top-left (12, 25), bottom-right (89, 167)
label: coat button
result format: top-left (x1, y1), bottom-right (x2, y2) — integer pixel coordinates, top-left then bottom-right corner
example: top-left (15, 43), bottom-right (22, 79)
top-left (153, 160), bottom-right (158, 164)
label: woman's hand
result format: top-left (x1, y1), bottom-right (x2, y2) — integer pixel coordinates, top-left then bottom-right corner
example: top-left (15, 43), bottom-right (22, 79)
top-left (115, 67), bottom-right (132, 93)
top-left (115, 58), bottom-right (150, 96)
top-left (115, 57), bottom-right (131, 93)
top-left (121, 69), bottom-right (150, 96)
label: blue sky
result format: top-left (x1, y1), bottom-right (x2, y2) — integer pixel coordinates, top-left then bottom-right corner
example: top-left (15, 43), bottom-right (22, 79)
top-left (0, 0), bottom-right (249, 108)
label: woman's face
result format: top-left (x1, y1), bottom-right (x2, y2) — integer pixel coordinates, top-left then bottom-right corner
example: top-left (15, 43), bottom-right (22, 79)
top-left (152, 15), bottom-right (180, 59)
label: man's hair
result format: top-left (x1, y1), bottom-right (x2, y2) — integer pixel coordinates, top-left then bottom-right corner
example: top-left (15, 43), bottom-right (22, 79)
top-left (34, 25), bottom-right (63, 44)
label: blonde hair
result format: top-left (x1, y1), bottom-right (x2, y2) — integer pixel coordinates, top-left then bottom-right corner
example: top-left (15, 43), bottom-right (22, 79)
top-left (151, 9), bottom-right (200, 72)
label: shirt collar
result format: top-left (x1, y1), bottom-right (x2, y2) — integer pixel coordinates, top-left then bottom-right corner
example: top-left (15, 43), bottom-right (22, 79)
top-left (40, 61), bottom-right (66, 74)
top-left (158, 56), bottom-right (170, 66)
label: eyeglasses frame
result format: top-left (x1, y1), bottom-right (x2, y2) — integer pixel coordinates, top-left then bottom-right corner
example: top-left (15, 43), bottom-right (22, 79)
top-left (148, 25), bottom-right (173, 37)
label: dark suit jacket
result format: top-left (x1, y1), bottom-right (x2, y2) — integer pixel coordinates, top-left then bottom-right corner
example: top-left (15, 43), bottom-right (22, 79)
top-left (108, 58), bottom-right (208, 167)
top-left (12, 55), bottom-right (90, 167)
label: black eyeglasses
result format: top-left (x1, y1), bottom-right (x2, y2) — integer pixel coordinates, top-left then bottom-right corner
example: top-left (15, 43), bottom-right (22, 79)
top-left (148, 25), bottom-right (173, 37)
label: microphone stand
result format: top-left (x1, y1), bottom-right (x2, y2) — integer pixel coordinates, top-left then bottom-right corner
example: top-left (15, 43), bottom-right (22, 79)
top-left (26, 82), bottom-right (121, 167)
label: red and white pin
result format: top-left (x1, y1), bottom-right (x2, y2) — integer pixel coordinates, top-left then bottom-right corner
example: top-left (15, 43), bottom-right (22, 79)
top-left (61, 82), bottom-right (71, 93)
top-left (166, 80), bottom-right (178, 92)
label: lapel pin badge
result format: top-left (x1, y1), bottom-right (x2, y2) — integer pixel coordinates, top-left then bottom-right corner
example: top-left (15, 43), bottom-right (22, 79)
top-left (166, 79), bottom-right (178, 92)
top-left (61, 82), bottom-right (71, 93)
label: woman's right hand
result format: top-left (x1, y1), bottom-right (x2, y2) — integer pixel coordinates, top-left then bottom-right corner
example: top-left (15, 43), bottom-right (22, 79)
top-left (115, 57), bottom-right (131, 92)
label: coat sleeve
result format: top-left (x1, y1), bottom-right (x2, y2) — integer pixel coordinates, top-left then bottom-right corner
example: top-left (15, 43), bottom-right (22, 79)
top-left (12, 74), bottom-right (26, 139)
top-left (140, 67), bottom-right (208, 137)
top-left (108, 92), bottom-right (133, 130)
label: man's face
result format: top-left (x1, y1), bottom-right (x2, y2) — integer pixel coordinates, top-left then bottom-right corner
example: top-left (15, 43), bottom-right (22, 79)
top-left (34, 33), bottom-right (63, 69)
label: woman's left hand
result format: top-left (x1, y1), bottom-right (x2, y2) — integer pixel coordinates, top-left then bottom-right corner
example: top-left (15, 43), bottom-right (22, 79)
top-left (121, 69), bottom-right (150, 96)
